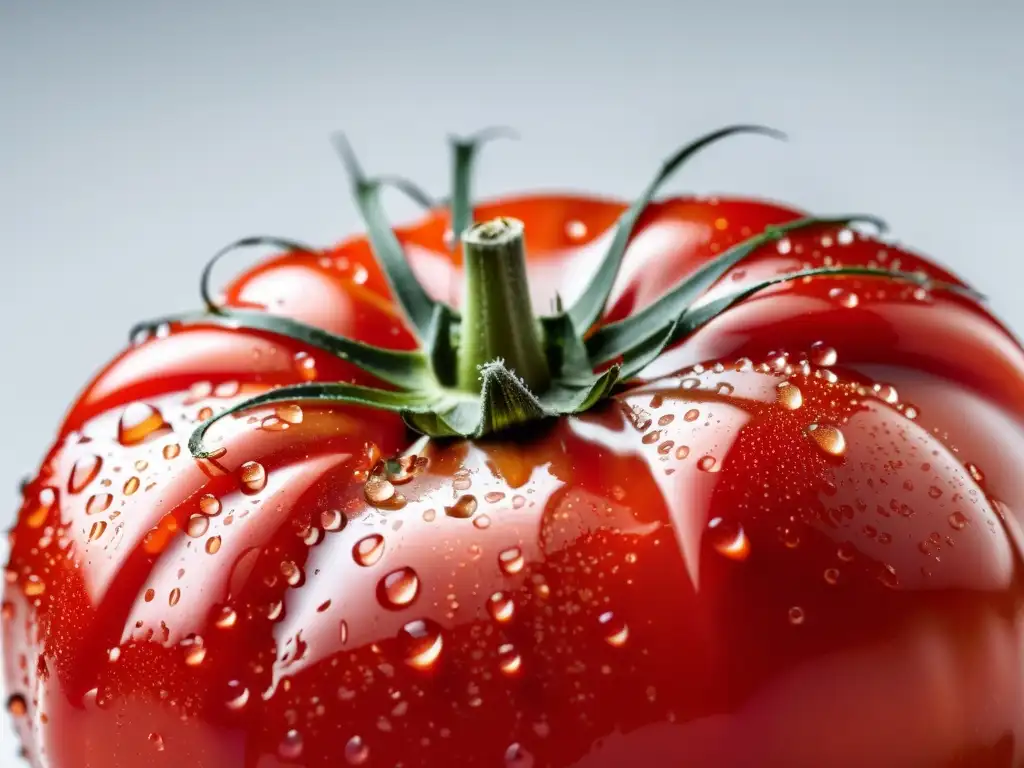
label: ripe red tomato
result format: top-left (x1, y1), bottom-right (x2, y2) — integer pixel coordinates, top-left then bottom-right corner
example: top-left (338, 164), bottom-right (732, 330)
top-left (5, 128), bottom-right (1024, 767)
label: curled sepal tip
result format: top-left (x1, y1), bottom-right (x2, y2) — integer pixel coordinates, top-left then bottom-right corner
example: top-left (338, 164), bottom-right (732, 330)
top-left (449, 126), bottom-right (519, 246)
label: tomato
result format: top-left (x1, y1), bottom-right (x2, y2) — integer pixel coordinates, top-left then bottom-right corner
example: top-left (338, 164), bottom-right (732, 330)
top-left (5, 127), bottom-right (1024, 768)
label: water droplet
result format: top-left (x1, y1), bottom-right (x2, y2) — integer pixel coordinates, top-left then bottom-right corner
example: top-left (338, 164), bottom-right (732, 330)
top-left (169, 588), bottom-right (181, 607)
top-left (776, 237), bottom-right (792, 255)
top-left (707, 518), bottom-right (750, 561)
top-left (878, 564), bottom-right (899, 589)
top-left (776, 381), bottom-right (803, 410)
top-left (353, 534), bottom-right (385, 566)
top-left (674, 445), bottom-right (690, 460)
top-left (829, 287), bottom-right (860, 308)
top-left (697, 456), bottom-right (718, 473)
top-left (275, 404), bottom-right (303, 425)
top-left (377, 567), bottom-right (420, 609)
top-left (809, 342), bottom-right (837, 367)
top-left (837, 542), bottom-right (856, 561)
top-left (445, 495), bottom-right (478, 519)
top-left (498, 546), bottom-right (525, 575)
top-left (239, 461), bottom-right (267, 494)
top-left (345, 735), bottom-right (369, 765)
top-left (473, 514), bottom-right (492, 529)
top-left (215, 606), bottom-right (238, 629)
top-left (225, 681), bottom-right (249, 710)
top-left (565, 219), bottom-right (588, 240)
top-left (183, 636), bottom-right (206, 666)
top-left (86, 493), bottom-right (113, 515)
top-left (118, 403), bottom-right (169, 446)
top-left (498, 643), bottom-right (522, 675)
top-left (683, 408), bottom-right (700, 422)
top-left (186, 514), bottom-right (209, 538)
top-left (948, 511), bottom-right (969, 531)
top-left (281, 561), bottom-right (303, 587)
top-left (487, 591), bottom-right (515, 623)
top-left (872, 383), bottom-right (899, 404)
top-left (824, 567), bottom-right (840, 585)
top-left (714, 217), bottom-right (729, 231)
top-left (149, 733), bottom-right (165, 752)
top-left (88, 521), bottom-right (108, 542)
top-left (806, 423), bottom-right (846, 457)
top-left (144, 589), bottom-right (155, 602)
top-left (321, 509), bottom-right (346, 532)
top-left (598, 611), bottom-right (629, 646)
top-left (199, 494), bottom-right (222, 516)
top-left (279, 729), bottom-right (304, 760)
top-left (206, 536), bottom-right (222, 555)
top-left (788, 606), bottom-right (805, 625)
top-left (123, 476), bottom-right (140, 495)
top-left (294, 352), bottom-right (318, 381)
top-left (69, 455), bottom-right (102, 494)
top-left (7, 694), bottom-right (27, 717)
top-left (966, 463), bottom-right (985, 483)
top-left (163, 444), bottom-right (181, 460)
top-left (1, 602), bottom-right (13, 620)
top-left (23, 575), bottom-right (45, 597)
top-left (398, 618), bottom-right (443, 669)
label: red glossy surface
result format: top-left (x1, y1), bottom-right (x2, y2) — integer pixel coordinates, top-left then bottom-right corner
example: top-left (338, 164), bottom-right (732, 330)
top-left (6, 193), bottom-right (1024, 767)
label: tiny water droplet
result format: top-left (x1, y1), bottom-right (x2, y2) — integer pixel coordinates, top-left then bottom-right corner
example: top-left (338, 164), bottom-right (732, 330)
top-left (565, 220), bottom-right (588, 240)
top-left (86, 493), bottom-right (112, 515)
top-left (674, 445), bottom-right (690, 460)
top-left (187, 514), bottom-right (209, 538)
top-left (473, 514), bottom-right (491, 529)
top-left (345, 735), bottom-right (369, 765)
top-left (399, 618), bottom-right (443, 669)
top-left (498, 546), bottom-right (525, 575)
top-left (7, 694), bottom-right (27, 717)
top-left (294, 352), bottom-right (318, 381)
top-left (118, 403), bottom-right (169, 446)
top-left (353, 534), bottom-right (385, 566)
top-left (183, 636), bottom-right (206, 666)
top-left (123, 476), bottom-right (140, 495)
top-left (281, 560), bottom-right (303, 587)
top-left (276, 404), bottom-right (303, 425)
top-left (206, 536), bottom-right (222, 555)
top-left (225, 681), bottom-right (249, 710)
top-left (163, 444), bottom-right (181, 460)
top-left (684, 408), bottom-right (700, 422)
top-left (809, 342), bottom-right (837, 367)
top-left (949, 511), bottom-right (969, 531)
top-left (215, 606), bottom-right (238, 629)
top-left (88, 521), bottom-right (108, 542)
top-left (169, 588), bottom-right (181, 607)
top-left (824, 567), bottom-right (840, 585)
top-left (278, 729), bottom-right (304, 760)
top-left (806, 423), bottom-right (847, 457)
top-left (239, 461), bottom-right (267, 494)
top-left (872, 382), bottom-right (899, 404)
top-left (69, 455), bottom-right (102, 494)
top-left (487, 591), bottom-right (515, 623)
top-left (149, 733), bottom-right (165, 752)
top-left (445, 495), bottom-right (478, 519)
top-left (377, 567), bottom-right (420, 608)
top-left (23, 575), bottom-right (45, 597)
top-left (321, 509), bottom-right (346, 532)
top-left (829, 287), bottom-right (859, 308)
top-left (697, 456), bottom-right (718, 473)
top-left (776, 381), bottom-right (803, 410)
top-left (707, 518), bottom-right (750, 561)
top-left (788, 606), bottom-right (805, 625)
top-left (878, 564), bottom-right (899, 589)
top-left (498, 643), bottom-right (522, 675)
top-left (199, 494), bottom-right (222, 516)
top-left (599, 611), bottom-right (629, 647)
top-left (965, 463), bottom-right (985, 483)
top-left (777, 238), bottom-right (792, 255)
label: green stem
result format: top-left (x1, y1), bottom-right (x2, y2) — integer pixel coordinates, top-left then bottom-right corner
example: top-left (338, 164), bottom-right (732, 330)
top-left (457, 217), bottom-right (551, 393)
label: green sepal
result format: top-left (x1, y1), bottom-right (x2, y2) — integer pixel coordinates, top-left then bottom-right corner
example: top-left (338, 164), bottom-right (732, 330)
top-left (566, 125), bottom-right (786, 335)
top-left (586, 215), bottom-right (888, 367)
top-left (424, 303), bottom-right (460, 387)
top-left (332, 134), bottom-right (438, 339)
top-left (130, 309), bottom-right (433, 391)
top-left (198, 236), bottom-right (318, 312)
top-left (188, 381), bottom-right (444, 458)
top-left (540, 312), bottom-right (593, 381)
top-left (449, 127), bottom-right (518, 245)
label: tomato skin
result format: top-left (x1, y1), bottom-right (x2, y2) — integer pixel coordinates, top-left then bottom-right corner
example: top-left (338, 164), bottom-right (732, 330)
top-left (5, 192), bottom-right (1024, 767)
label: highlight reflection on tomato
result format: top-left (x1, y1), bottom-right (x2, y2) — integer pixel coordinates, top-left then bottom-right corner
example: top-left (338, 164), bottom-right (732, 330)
top-left (5, 126), bottom-right (1024, 767)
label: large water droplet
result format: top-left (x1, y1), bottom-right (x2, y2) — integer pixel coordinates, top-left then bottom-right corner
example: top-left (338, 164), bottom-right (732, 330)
top-left (364, 472), bottom-right (396, 505)
top-left (88, 521), bottom-right (108, 542)
top-left (776, 381), bottom-right (803, 410)
top-left (239, 461), bottom-right (267, 494)
top-left (215, 606), bottom-right (238, 629)
top-left (949, 511), bottom-right (969, 531)
top-left (149, 733), bottom-right (165, 752)
top-left (163, 443), bottom-right (181, 460)
top-left (377, 567), bottom-right (420, 609)
top-left (321, 509), bottom-right (346, 532)
top-left (598, 611), bottom-right (629, 646)
top-left (707, 517), bottom-right (750, 561)
top-left (399, 618), bottom-right (443, 669)
top-left (276, 404), bottom-right (304, 425)
top-left (206, 536), bottom-right (222, 555)
top-left (69, 455), bottom-right (102, 494)
top-left (225, 681), bottom-right (249, 710)
top-left (353, 534), bottom-right (385, 566)
top-left (505, 742), bottom-right (535, 767)
top-left (872, 382), bottom-right (899, 404)
top-left (123, 476), bottom-right (140, 496)
top-left (186, 514), bottom-right (210, 538)
top-left (345, 735), bottom-right (369, 765)
top-left (169, 588), bottom-right (181, 607)
top-left (199, 494), bottom-right (222, 516)
top-left (498, 643), bottom-right (522, 675)
top-left (806, 423), bottom-right (847, 457)
top-left (697, 456), bottom-right (718, 473)
top-left (498, 546), bottom-right (525, 575)
top-left (118, 403), bottom-right (170, 446)
top-left (183, 636), bottom-right (206, 667)
top-left (86, 493), bottom-right (113, 515)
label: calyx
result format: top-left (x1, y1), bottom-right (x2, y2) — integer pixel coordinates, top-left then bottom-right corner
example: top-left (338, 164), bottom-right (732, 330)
top-left (128, 126), bottom-right (975, 457)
